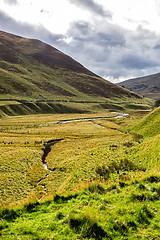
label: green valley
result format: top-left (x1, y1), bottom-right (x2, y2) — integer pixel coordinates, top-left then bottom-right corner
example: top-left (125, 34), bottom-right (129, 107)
top-left (0, 31), bottom-right (159, 240)
top-left (0, 107), bottom-right (160, 239)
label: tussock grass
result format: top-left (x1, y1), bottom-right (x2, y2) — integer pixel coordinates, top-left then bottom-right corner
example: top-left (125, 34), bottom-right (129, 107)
top-left (1, 177), bottom-right (160, 239)
top-left (69, 212), bottom-right (109, 239)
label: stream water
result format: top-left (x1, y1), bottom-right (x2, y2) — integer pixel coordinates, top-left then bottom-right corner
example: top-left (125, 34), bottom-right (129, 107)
top-left (43, 112), bottom-right (129, 126)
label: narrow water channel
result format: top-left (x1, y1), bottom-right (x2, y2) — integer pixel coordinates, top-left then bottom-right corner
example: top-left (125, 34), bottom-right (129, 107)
top-left (41, 139), bottom-right (63, 171)
top-left (41, 112), bottom-right (129, 126)
top-left (37, 139), bottom-right (63, 197)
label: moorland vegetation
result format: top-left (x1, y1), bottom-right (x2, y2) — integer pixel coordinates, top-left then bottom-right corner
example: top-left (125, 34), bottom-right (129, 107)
top-left (0, 107), bottom-right (160, 239)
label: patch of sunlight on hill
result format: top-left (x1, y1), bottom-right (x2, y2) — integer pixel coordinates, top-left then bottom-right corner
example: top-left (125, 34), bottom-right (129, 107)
top-left (132, 106), bottom-right (160, 137)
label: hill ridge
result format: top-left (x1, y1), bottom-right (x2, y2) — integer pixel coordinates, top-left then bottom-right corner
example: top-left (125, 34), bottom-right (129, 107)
top-left (117, 72), bottom-right (160, 99)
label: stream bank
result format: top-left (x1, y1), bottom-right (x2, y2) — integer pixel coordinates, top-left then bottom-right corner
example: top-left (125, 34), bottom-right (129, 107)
top-left (37, 139), bottom-right (63, 197)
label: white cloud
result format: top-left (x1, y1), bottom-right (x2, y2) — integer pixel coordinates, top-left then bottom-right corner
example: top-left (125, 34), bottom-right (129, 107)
top-left (59, 36), bottom-right (73, 44)
top-left (68, 0), bottom-right (112, 18)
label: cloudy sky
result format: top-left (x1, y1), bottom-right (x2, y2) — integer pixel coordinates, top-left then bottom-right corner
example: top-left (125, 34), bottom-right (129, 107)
top-left (1, 0), bottom-right (160, 82)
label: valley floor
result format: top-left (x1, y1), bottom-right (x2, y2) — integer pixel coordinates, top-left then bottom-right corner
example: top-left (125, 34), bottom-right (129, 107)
top-left (0, 110), bottom-right (160, 239)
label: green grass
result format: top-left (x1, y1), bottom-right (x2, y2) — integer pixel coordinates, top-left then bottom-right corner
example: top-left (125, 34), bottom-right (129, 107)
top-left (0, 98), bottom-right (153, 118)
top-left (132, 106), bottom-right (160, 137)
top-left (0, 177), bottom-right (160, 239)
top-left (0, 54), bottom-right (139, 102)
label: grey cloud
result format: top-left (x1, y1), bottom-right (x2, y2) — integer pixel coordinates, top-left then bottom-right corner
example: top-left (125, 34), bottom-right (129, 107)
top-left (4, 0), bottom-right (18, 5)
top-left (67, 21), bottom-right (92, 40)
top-left (68, 0), bottom-right (112, 18)
top-left (154, 44), bottom-right (160, 49)
top-left (119, 54), bottom-right (158, 69)
top-left (63, 20), bottom-right (126, 63)
top-left (67, 20), bottom-right (125, 47)
top-left (59, 20), bottom-right (160, 81)
top-left (0, 10), bottom-right (62, 45)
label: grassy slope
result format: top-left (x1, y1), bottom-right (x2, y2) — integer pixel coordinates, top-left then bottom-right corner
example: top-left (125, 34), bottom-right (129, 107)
top-left (0, 110), bottom-right (160, 239)
top-left (132, 106), bottom-right (160, 137)
top-left (1, 177), bottom-right (160, 240)
top-left (128, 107), bottom-right (160, 175)
top-left (0, 97), bottom-right (154, 118)
top-left (117, 73), bottom-right (160, 100)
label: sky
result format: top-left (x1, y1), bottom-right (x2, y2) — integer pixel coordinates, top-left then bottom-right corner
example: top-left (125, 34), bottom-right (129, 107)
top-left (0, 0), bottom-right (160, 82)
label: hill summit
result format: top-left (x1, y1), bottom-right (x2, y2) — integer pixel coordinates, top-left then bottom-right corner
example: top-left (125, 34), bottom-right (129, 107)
top-left (0, 30), bottom-right (140, 101)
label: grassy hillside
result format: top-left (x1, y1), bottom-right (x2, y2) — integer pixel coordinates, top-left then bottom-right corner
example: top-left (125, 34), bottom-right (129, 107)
top-left (124, 107), bottom-right (160, 183)
top-left (117, 73), bottom-right (160, 100)
top-left (132, 106), bottom-right (160, 137)
top-left (0, 30), bottom-right (140, 102)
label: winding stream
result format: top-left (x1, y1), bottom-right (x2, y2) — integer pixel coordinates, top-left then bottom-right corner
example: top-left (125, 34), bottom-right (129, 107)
top-left (41, 112), bottom-right (129, 170)
top-left (38, 112), bottom-right (129, 196)
top-left (43, 112), bottom-right (129, 126)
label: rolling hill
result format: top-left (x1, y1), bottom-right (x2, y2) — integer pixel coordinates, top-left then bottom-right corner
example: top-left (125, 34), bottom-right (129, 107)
top-left (117, 73), bottom-right (160, 100)
top-left (0, 30), bottom-right (140, 101)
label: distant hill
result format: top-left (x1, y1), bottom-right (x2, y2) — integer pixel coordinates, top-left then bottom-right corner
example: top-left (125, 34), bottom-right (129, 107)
top-left (117, 73), bottom-right (160, 100)
top-left (0, 30), bottom-right (140, 101)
